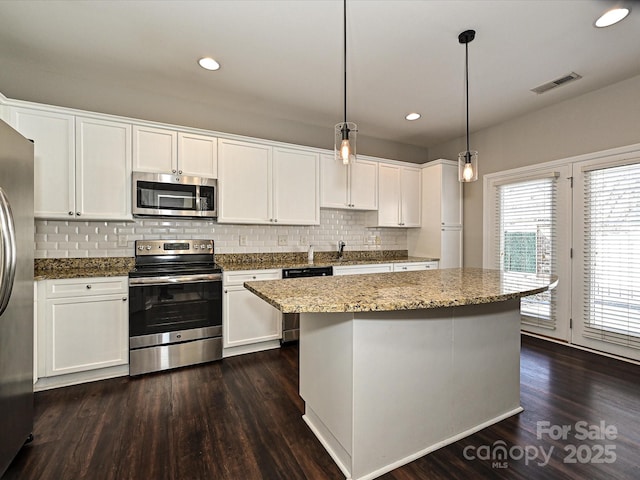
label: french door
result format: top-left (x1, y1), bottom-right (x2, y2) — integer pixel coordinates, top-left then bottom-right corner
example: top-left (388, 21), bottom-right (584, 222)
top-left (485, 147), bottom-right (640, 361)
top-left (484, 166), bottom-right (572, 341)
top-left (572, 154), bottom-right (640, 361)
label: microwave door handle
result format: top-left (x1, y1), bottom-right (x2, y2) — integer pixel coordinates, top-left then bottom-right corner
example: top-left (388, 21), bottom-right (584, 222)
top-left (195, 185), bottom-right (201, 211)
top-left (0, 188), bottom-right (17, 316)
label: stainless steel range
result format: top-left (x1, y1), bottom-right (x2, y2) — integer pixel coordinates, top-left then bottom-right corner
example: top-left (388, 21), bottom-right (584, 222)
top-left (128, 239), bottom-right (222, 376)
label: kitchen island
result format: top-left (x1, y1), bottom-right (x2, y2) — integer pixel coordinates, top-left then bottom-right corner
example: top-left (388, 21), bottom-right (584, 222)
top-left (245, 268), bottom-right (557, 480)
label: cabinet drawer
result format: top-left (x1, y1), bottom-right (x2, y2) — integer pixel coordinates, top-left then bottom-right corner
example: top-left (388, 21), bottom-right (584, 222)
top-left (46, 277), bottom-right (128, 298)
top-left (393, 261), bottom-right (439, 272)
top-left (333, 264), bottom-right (394, 276)
top-left (223, 269), bottom-right (281, 286)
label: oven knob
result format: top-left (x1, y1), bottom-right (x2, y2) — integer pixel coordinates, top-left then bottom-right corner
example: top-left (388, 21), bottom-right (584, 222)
top-left (146, 245), bottom-right (152, 250)
top-left (138, 245), bottom-right (144, 251)
top-left (207, 244), bottom-right (213, 250)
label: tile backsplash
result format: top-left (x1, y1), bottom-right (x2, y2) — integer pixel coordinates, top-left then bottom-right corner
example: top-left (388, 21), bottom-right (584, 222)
top-left (35, 209), bottom-right (407, 258)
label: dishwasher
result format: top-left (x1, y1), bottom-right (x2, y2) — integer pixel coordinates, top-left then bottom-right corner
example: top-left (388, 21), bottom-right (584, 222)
top-left (281, 266), bottom-right (333, 343)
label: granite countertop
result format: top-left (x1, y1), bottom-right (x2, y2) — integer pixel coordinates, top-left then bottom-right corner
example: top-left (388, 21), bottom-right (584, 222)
top-left (33, 251), bottom-right (439, 280)
top-left (34, 258), bottom-right (134, 280)
top-left (244, 267), bottom-right (558, 313)
top-left (216, 255), bottom-right (438, 271)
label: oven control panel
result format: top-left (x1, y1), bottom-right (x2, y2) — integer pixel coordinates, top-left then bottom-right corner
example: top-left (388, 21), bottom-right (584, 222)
top-left (135, 239), bottom-right (214, 255)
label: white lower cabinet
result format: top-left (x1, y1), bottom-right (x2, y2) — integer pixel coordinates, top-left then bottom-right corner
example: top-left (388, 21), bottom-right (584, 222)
top-left (223, 269), bottom-right (282, 356)
top-left (392, 261), bottom-right (439, 272)
top-left (36, 277), bottom-right (129, 389)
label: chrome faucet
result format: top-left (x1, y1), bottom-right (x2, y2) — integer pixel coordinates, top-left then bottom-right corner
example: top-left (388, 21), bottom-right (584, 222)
top-left (338, 241), bottom-right (346, 260)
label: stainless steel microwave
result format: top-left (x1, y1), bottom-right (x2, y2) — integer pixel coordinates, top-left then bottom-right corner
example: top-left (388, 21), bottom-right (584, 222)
top-left (132, 172), bottom-right (217, 218)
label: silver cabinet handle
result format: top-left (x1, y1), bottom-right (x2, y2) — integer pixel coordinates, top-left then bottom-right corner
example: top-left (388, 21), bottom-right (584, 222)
top-left (172, 169), bottom-right (177, 173)
top-left (178, 170), bottom-right (182, 174)
top-left (76, 212), bottom-right (81, 216)
top-left (68, 211), bottom-right (73, 216)
top-left (0, 188), bottom-right (17, 316)
top-left (86, 284), bottom-right (92, 289)
top-left (122, 297), bottom-right (127, 301)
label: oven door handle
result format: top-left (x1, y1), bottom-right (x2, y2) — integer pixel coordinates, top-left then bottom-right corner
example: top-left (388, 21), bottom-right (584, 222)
top-left (129, 273), bottom-right (222, 286)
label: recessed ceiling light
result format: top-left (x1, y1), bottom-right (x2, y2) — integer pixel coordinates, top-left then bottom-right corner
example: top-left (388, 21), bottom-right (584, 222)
top-left (405, 113), bottom-right (421, 121)
top-left (198, 57), bottom-right (220, 71)
top-left (595, 7), bottom-right (630, 28)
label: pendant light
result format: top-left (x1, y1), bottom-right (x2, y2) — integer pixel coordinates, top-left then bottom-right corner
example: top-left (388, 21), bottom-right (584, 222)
top-left (335, 0), bottom-right (357, 165)
top-left (458, 29), bottom-right (478, 183)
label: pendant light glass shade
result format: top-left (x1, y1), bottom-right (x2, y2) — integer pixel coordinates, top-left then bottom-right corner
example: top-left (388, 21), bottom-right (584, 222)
top-left (335, 122), bottom-right (357, 165)
top-left (335, 0), bottom-right (357, 165)
top-left (458, 150), bottom-right (478, 182)
top-left (458, 29), bottom-right (478, 183)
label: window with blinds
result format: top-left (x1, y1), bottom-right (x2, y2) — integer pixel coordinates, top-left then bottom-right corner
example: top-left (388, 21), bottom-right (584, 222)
top-left (496, 177), bottom-right (557, 329)
top-left (583, 162), bottom-right (640, 350)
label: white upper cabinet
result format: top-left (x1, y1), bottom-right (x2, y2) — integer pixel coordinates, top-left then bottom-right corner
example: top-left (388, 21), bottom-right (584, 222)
top-left (350, 157), bottom-right (378, 209)
top-left (133, 125), bottom-right (217, 177)
top-left (8, 106), bottom-right (131, 220)
top-left (320, 154), bottom-right (377, 210)
top-left (272, 147), bottom-right (319, 225)
top-left (178, 132), bottom-right (218, 178)
top-left (218, 139), bottom-right (272, 223)
top-left (218, 139), bottom-right (319, 225)
top-left (75, 117), bottom-right (132, 220)
top-left (9, 107), bottom-right (75, 218)
top-left (132, 125), bottom-right (176, 173)
top-left (368, 163), bottom-right (421, 227)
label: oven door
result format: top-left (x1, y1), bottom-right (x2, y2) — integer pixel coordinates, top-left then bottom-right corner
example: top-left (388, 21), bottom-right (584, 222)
top-left (129, 273), bottom-right (222, 338)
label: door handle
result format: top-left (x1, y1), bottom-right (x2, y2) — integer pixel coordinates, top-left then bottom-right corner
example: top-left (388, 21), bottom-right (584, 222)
top-left (0, 188), bottom-right (17, 316)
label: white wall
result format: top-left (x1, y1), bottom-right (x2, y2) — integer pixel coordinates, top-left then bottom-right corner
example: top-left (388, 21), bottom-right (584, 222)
top-left (428, 74), bottom-right (640, 267)
top-left (34, 209), bottom-right (407, 258)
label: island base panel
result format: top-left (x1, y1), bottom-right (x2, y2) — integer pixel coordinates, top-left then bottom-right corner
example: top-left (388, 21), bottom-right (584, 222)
top-left (299, 299), bottom-right (522, 480)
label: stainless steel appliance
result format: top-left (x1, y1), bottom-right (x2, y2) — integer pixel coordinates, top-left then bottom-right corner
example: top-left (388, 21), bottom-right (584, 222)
top-left (0, 120), bottom-right (34, 475)
top-left (132, 172), bottom-right (217, 218)
top-left (128, 240), bottom-right (223, 376)
top-left (281, 266), bottom-right (333, 343)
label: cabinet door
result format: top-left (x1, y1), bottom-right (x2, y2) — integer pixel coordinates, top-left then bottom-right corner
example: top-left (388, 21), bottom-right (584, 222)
top-left (178, 132), bottom-right (218, 178)
top-left (132, 125), bottom-right (177, 173)
top-left (400, 167), bottom-right (421, 227)
top-left (10, 108), bottom-right (75, 218)
top-left (46, 294), bottom-right (128, 376)
top-left (441, 163), bottom-right (462, 226)
top-left (440, 227), bottom-right (463, 268)
top-left (223, 286), bottom-right (281, 348)
top-left (75, 117), bottom-right (132, 220)
top-left (320, 153), bottom-right (349, 208)
top-left (350, 158), bottom-right (378, 210)
top-left (218, 139), bottom-right (272, 224)
top-left (273, 147), bottom-right (319, 225)
top-left (377, 164), bottom-right (401, 226)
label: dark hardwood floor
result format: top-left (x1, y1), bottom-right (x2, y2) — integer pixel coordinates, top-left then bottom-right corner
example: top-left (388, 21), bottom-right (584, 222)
top-left (4, 336), bottom-right (639, 480)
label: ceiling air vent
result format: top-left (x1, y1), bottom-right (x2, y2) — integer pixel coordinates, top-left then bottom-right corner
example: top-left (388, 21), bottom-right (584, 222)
top-left (530, 72), bottom-right (582, 94)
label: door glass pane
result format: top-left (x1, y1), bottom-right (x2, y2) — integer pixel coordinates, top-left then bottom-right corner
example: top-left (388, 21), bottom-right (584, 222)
top-left (583, 162), bottom-right (640, 348)
top-left (497, 178), bottom-right (556, 328)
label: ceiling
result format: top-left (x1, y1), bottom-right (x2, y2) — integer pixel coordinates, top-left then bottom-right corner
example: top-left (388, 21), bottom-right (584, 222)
top-left (0, 0), bottom-right (639, 160)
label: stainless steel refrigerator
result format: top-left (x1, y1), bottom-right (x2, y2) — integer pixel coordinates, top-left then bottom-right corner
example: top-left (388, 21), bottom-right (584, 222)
top-left (0, 119), bottom-right (34, 476)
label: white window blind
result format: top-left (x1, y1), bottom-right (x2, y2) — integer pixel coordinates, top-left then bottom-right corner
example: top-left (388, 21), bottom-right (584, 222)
top-left (496, 177), bottom-right (557, 329)
top-left (583, 162), bottom-right (640, 350)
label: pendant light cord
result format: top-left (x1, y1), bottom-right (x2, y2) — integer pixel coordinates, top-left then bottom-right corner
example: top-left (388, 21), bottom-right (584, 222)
top-left (343, 0), bottom-right (347, 125)
top-left (465, 41), bottom-right (470, 156)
